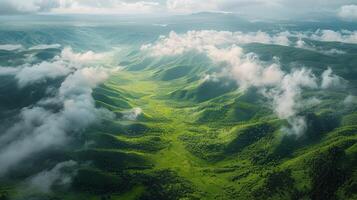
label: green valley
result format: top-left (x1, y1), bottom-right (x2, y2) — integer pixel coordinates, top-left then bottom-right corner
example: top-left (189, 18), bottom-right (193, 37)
top-left (0, 13), bottom-right (356, 200)
top-left (55, 65), bottom-right (355, 200)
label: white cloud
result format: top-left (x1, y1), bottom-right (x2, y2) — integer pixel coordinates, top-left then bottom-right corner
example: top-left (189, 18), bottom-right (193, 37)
top-left (0, 46), bottom-right (111, 88)
top-left (166, 0), bottom-right (357, 19)
top-left (204, 46), bottom-right (285, 90)
top-left (141, 30), bottom-right (290, 57)
top-left (338, 5), bottom-right (357, 20)
top-left (165, 0), bottom-right (282, 15)
top-left (311, 30), bottom-right (357, 44)
top-left (166, 0), bottom-right (217, 13)
top-left (0, 0), bottom-right (59, 14)
top-left (262, 29), bottom-right (357, 45)
top-left (295, 38), bottom-right (307, 49)
top-left (60, 47), bottom-right (109, 65)
top-left (321, 67), bottom-right (345, 89)
top-left (0, 43), bottom-right (59, 52)
top-left (143, 30), bottom-right (292, 89)
top-left (15, 60), bottom-right (71, 87)
top-left (282, 117), bottom-right (307, 137)
top-left (269, 30), bottom-right (357, 45)
top-left (0, 44), bottom-right (23, 51)
top-left (294, 37), bottom-right (347, 55)
top-left (143, 30), bottom-right (345, 136)
top-left (28, 160), bottom-right (77, 193)
top-left (0, 67), bottom-right (20, 75)
top-left (29, 44), bottom-right (61, 50)
top-left (0, 46), bottom-right (114, 176)
top-left (264, 68), bottom-right (318, 119)
top-left (248, 29), bottom-right (357, 46)
top-left (122, 107), bottom-right (143, 120)
top-left (50, 0), bottom-right (161, 14)
top-left (344, 95), bottom-right (356, 106)
top-left (259, 68), bottom-right (318, 136)
top-left (0, 0), bottom-right (161, 15)
top-left (202, 73), bottom-right (219, 82)
top-left (0, 0), bottom-right (356, 19)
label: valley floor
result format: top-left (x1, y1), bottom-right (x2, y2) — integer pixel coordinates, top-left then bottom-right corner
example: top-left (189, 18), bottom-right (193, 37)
top-left (86, 69), bottom-right (356, 200)
top-left (107, 71), bottom-right (232, 199)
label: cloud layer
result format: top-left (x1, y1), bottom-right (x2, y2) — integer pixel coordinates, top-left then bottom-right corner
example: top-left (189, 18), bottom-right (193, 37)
top-left (0, 46), bottom-right (111, 87)
top-left (0, 0), bottom-right (162, 15)
top-left (122, 107), bottom-right (143, 121)
top-left (0, 0), bottom-right (356, 20)
top-left (28, 160), bottom-right (77, 193)
top-left (143, 30), bottom-right (345, 136)
top-left (0, 44), bottom-right (23, 51)
top-left (310, 30), bottom-right (357, 44)
top-left (141, 30), bottom-right (357, 59)
top-left (141, 30), bottom-right (290, 57)
top-left (0, 46), bottom-right (114, 175)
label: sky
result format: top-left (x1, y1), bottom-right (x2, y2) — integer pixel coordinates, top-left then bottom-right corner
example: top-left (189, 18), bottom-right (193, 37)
top-left (0, 0), bottom-right (356, 20)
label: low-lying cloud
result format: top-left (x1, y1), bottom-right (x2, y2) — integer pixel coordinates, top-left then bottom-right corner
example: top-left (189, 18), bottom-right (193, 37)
top-left (344, 95), bottom-right (357, 106)
top-left (0, 44), bottom-right (23, 51)
top-left (293, 38), bottom-right (346, 56)
top-left (29, 44), bottom-right (61, 50)
top-left (0, 0), bottom-right (162, 15)
top-left (0, 47), bottom-right (111, 87)
top-left (0, 43), bottom-right (60, 51)
top-left (0, 0), bottom-right (355, 21)
top-left (122, 107), bottom-right (143, 121)
top-left (141, 30), bottom-right (290, 56)
top-left (310, 30), bottom-right (357, 44)
top-left (27, 160), bottom-right (77, 193)
top-left (282, 30), bottom-right (357, 45)
top-left (142, 30), bottom-right (357, 59)
top-left (321, 67), bottom-right (346, 89)
top-left (143, 30), bottom-right (346, 136)
top-left (0, 46), bottom-right (114, 176)
top-left (0, 67), bottom-right (20, 75)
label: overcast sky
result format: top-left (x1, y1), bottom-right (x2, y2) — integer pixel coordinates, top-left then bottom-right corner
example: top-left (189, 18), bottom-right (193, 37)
top-left (0, 0), bottom-right (356, 20)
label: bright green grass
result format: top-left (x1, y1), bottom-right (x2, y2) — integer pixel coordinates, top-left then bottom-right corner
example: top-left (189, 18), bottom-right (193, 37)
top-left (96, 68), bottom-right (357, 200)
top-left (98, 70), bottom-right (250, 199)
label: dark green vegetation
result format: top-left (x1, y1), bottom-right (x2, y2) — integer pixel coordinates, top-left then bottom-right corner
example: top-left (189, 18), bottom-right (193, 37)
top-left (0, 17), bottom-right (357, 200)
